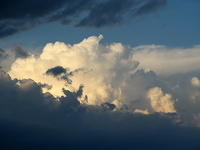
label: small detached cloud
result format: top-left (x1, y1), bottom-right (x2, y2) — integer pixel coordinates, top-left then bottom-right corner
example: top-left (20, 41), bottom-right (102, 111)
top-left (45, 66), bottom-right (84, 85)
top-left (46, 66), bottom-right (67, 76)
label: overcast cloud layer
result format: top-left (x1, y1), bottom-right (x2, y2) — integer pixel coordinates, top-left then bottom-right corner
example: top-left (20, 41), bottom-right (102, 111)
top-left (0, 0), bottom-right (166, 38)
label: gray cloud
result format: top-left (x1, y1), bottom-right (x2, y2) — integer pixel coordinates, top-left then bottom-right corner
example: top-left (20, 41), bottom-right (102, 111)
top-left (13, 45), bottom-right (30, 58)
top-left (0, 0), bottom-right (167, 38)
top-left (0, 46), bottom-right (29, 71)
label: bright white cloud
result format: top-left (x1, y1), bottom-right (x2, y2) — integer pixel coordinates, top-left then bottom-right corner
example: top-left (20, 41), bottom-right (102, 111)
top-left (9, 35), bottom-right (139, 105)
top-left (147, 87), bottom-right (176, 113)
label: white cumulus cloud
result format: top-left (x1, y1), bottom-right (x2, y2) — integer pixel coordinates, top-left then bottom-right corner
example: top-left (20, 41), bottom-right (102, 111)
top-left (7, 35), bottom-right (200, 122)
top-left (147, 87), bottom-right (176, 113)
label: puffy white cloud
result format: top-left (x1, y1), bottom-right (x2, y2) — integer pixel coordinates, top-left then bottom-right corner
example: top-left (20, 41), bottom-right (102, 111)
top-left (147, 87), bottom-right (176, 113)
top-left (9, 35), bottom-right (139, 105)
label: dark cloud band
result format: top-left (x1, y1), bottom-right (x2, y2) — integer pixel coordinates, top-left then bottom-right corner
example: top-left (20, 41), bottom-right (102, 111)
top-left (1, 69), bottom-right (200, 150)
top-left (0, 0), bottom-right (166, 38)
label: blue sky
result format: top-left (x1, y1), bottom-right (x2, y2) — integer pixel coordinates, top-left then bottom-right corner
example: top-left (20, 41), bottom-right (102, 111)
top-left (0, 0), bottom-right (199, 49)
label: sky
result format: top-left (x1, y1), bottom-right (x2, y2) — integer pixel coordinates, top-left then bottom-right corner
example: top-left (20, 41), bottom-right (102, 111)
top-left (0, 0), bottom-right (200, 149)
top-left (0, 0), bottom-right (200, 49)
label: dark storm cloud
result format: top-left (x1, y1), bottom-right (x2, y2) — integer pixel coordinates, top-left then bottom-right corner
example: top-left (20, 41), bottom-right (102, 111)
top-left (0, 0), bottom-right (166, 38)
top-left (1, 69), bottom-right (200, 149)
